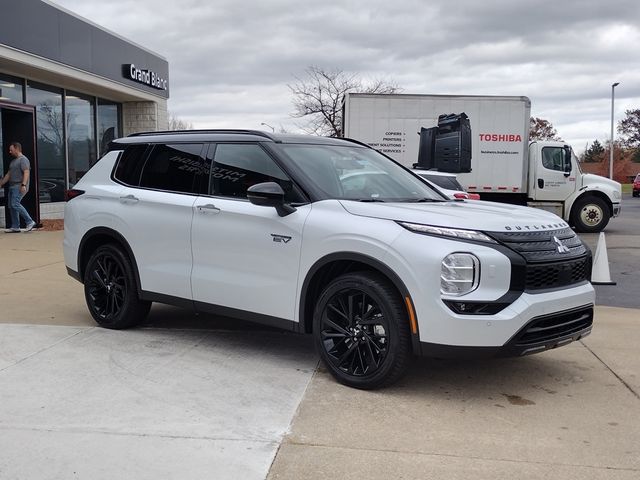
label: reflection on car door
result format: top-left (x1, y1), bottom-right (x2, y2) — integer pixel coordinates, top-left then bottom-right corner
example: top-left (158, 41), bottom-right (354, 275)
top-left (191, 143), bottom-right (311, 322)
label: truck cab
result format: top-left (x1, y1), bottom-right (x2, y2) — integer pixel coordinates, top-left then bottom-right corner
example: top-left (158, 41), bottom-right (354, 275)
top-left (528, 141), bottom-right (622, 232)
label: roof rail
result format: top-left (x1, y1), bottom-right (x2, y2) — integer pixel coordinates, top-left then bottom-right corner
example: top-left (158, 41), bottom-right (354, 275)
top-left (126, 129), bottom-right (276, 140)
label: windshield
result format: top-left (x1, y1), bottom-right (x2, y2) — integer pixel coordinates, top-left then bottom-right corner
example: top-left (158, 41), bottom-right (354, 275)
top-left (277, 144), bottom-right (445, 202)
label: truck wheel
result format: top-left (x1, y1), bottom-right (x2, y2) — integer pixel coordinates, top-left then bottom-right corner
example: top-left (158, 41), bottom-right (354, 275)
top-left (83, 244), bottom-right (151, 329)
top-left (313, 272), bottom-right (412, 389)
top-left (571, 196), bottom-right (610, 233)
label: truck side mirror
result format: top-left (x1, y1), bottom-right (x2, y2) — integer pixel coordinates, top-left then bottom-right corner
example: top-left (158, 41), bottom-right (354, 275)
top-left (563, 145), bottom-right (572, 176)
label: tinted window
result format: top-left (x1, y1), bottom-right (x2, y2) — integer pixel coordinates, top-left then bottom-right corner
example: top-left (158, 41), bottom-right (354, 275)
top-left (210, 144), bottom-right (296, 200)
top-left (139, 143), bottom-right (205, 194)
top-left (114, 144), bottom-right (149, 186)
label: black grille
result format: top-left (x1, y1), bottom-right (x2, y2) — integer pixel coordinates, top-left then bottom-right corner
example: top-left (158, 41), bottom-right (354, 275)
top-left (512, 306), bottom-right (593, 348)
top-left (488, 227), bottom-right (592, 291)
top-left (525, 256), bottom-right (591, 290)
top-left (488, 227), bottom-right (586, 263)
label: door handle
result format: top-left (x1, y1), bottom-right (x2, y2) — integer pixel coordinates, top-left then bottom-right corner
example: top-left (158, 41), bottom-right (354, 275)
top-left (537, 179), bottom-right (544, 189)
top-left (119, 194), bottom-right (139, 204)
top-left (197, 203), bottom-right (221, 214)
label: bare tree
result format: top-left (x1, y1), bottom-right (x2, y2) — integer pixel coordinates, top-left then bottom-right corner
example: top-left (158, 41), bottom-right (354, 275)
top-left (529, 117), bottom-right (562, 141)
top-left (289, 66), bottom-right (401, 137)
top-left (168, 112), bottom-right (194, 131)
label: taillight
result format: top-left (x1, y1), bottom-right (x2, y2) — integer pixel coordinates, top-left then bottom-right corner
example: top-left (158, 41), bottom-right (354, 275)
top-left (468, 193), bottom-right (481, 200)
top-left (453, 193), bottom-right (468, 199)
top-left (64, 189), bottom-right (85, 201)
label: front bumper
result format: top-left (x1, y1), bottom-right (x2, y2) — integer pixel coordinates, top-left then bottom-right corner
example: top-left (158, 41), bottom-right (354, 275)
top-left (418, 303), bottom-right (593, 359)
top-left (414, 281), bottom-right (595, 353)
top-left (613, 202), bottom-right (621, 217)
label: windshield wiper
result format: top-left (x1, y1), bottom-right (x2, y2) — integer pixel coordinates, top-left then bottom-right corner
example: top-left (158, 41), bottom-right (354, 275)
top-left (405, 198), bottom-right (444, 203)
top-left (357, 198), bottom-right (385, 202)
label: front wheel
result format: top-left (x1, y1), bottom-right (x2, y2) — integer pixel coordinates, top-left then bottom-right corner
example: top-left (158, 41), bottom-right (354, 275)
top-left (313, 272), bottom-right (412, 389)
top-left (571, 196), bottom-right (610, 233)
top-left (83, 244), bottom-right (151, 329)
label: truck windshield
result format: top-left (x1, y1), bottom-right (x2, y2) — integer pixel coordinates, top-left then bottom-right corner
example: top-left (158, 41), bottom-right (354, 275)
top-left (277, 144), bottom-right (445, 202)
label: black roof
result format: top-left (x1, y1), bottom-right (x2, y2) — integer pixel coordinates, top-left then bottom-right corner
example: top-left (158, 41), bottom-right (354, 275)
top-left (111, 129), bottom-right (363, 147)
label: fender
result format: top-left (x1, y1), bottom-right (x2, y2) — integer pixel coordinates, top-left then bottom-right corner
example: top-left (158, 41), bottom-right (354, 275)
top-left (565, 187), bottom-right (615, 219)
top-left (77, 227), bottom-right (143, 294)
top-left (297, 251), bottom-right (419, 351)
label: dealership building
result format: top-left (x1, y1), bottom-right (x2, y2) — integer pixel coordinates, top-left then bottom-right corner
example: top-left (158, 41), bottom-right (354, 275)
top-left (1, 0), bottom-right (169, 223)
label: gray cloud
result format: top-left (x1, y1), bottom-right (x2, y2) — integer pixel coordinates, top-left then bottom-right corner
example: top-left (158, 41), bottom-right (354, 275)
top-left (51, 0), bottom-right (640, 152)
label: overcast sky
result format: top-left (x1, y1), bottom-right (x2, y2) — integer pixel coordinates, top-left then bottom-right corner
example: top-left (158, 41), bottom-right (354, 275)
top-left (50, 0), bottom-right (640, 153)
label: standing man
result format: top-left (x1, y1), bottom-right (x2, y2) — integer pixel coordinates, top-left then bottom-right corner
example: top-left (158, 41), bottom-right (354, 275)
top-left (0, 142), bottom-right (36, 232)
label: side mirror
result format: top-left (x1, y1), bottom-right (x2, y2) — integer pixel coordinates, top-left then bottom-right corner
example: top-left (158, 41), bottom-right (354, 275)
top-left (563, 145), bottom-right (572, 176)
top-left (247, 182), bottom-right (296, 217)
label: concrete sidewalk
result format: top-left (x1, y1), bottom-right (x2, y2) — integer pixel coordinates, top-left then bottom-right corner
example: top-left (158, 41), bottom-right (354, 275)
top-left (1, 230), bottom-right (639, 479)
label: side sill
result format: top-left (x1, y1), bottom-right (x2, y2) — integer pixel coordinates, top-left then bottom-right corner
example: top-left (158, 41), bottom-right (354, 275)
top-left (140, 290), bottom-right (300, 333)
top-left (193, 301), bottom-right (300, 333)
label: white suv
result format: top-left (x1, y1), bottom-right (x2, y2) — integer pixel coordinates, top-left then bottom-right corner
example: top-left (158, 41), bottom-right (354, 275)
top-left (64, 130), bottom-right (595, 389)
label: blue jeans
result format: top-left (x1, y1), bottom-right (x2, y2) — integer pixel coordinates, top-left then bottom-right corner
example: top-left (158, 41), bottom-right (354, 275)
top-left (8, 185), bottom-right (34, 229)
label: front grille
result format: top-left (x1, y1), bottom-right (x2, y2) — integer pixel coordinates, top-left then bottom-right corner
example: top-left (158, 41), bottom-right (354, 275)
top-left (525, 256), bottom-right (591, 290)
top-left (488, 227), bottom-right (586, 263)
top-left (512, 305), bottom-right (593, 348)
top-left (488, 227), bottom-right (592, 291)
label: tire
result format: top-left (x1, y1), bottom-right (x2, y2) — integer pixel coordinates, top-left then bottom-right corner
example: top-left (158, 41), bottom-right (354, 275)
top-left (571, 196), bottom-right (610, 233)
top-left (633, 191), bottom-right (639, 198)
top-left (83, 244), bottom-right (151, 329)
top-left (312, 272), bottom-right (412, 389)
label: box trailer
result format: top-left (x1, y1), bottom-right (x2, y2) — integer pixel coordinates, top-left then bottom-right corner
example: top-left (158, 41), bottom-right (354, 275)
top-left (342, 93), bottom-right (622, 232)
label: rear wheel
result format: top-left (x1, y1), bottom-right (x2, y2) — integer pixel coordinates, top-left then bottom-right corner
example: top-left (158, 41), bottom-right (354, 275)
top-left (83, 244), bottom-right (151, 329)
top-left (313, 272), bottom-right (412, 389)
top-left (571, 196), bottom-right (610, 233)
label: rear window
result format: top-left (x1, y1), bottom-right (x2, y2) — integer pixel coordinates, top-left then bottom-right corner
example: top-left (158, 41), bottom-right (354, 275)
top-left (113, 144), bottom-right (149, 186)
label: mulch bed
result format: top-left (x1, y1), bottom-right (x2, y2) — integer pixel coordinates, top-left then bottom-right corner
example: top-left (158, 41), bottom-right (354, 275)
top-left (39, 219), bottom-right (64, 231)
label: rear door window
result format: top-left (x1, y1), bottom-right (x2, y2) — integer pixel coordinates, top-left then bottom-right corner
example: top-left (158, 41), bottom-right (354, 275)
top-left (139, 143), bottom-right (206, 194)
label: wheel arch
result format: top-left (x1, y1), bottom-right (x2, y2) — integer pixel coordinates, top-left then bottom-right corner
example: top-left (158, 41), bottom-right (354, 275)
top-left (298, 252), bottom-right (416, 337)
top-left (78, 227), bottom-right (142, 293)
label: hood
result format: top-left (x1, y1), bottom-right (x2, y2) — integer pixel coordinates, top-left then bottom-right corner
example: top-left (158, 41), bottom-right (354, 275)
top-left (339, 199), bottom-right (568, 233)
top-left (581, 173), bottom-right (622, 191)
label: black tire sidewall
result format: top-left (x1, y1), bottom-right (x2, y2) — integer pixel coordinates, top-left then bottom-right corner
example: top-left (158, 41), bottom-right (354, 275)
top-left (312, 272), bottom-right (411, 389)
top-left (83, 244), bottom-right (146, 329)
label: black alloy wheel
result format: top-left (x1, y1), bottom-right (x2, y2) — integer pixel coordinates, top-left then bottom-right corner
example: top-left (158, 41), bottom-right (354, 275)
top-left (83, 244), bottom-right (150, 329)
top-left (313, 272), bottom-right (411, 389)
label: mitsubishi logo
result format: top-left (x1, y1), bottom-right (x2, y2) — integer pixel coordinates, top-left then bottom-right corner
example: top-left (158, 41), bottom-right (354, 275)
top-left (553, 236), bottom-right (570, 254)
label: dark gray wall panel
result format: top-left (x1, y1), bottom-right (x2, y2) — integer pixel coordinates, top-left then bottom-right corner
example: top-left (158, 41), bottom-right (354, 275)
top-left (0, 0), bottom-right (169, 98)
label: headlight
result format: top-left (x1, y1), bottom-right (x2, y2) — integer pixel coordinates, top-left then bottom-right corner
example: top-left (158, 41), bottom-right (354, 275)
top-left (613, 190), bottom-right (621, 200)
top-left (441, 253), bottom-right (480, 296)
top-left (398, 222), bottom-right (496, 243)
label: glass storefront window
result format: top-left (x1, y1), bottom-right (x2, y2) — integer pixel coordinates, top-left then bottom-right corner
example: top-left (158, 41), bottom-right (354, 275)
top-left (26, 82), bottom-right (65, 203)
top-left (0, 73), bottom-right (23, 103)
top-left (97, 99), bottom-right (120, 157)
top-left (66, 91), bottom-right (96, 185)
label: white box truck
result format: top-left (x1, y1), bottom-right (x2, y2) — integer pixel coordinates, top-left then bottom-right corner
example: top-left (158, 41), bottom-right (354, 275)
top-left (342, 93), bottom-right (622, 232)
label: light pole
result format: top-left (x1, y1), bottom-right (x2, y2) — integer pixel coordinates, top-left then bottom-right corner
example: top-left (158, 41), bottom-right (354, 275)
top-left (610, 82), bottom-right (620, 180)
top-left (261, 122), bottom-right (275, 133)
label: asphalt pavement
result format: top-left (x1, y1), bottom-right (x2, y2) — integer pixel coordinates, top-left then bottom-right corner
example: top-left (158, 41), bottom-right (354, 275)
top-left (1, 228), bottom-right (638, 480)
